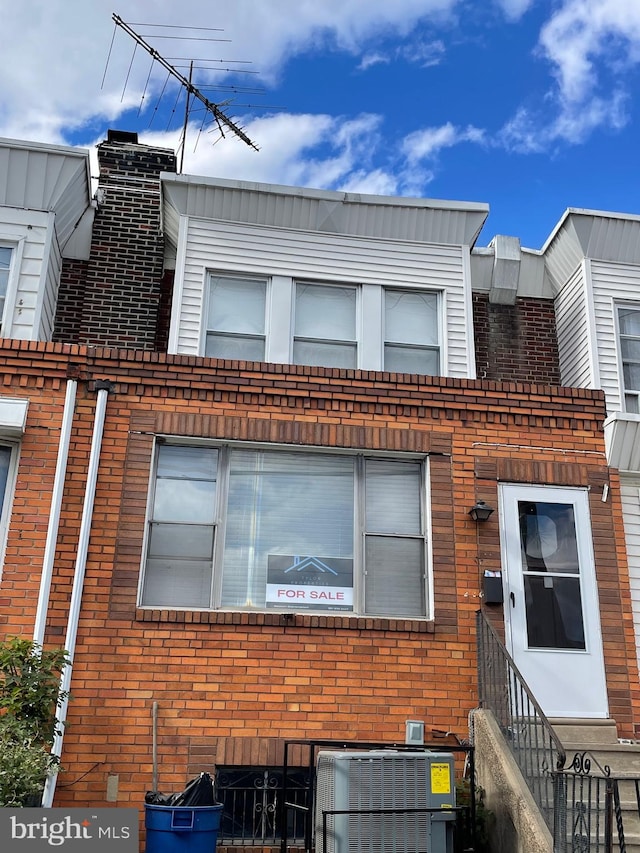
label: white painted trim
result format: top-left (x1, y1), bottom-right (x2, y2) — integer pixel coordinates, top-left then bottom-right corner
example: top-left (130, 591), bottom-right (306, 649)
top-left (462, 247), bottom-right (476, 379)
top-left (583, 259), bottom-right (601, 388)
top-left (167, 215), bottom-right (188, 354)
top-left (0, 236), bottom-right (25, 338)
top-left (0, 396), bottom-right (28, 435)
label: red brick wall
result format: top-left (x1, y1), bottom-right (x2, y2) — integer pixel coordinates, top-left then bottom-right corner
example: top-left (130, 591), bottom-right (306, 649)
top-left (0, 341), bottom-right (636, 818)
top-left (473, 293), bottom-right (561, 384)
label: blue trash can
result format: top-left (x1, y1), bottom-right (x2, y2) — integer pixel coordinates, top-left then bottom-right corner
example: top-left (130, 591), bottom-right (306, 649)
top-left (145, 803), bottom-right (223, 853)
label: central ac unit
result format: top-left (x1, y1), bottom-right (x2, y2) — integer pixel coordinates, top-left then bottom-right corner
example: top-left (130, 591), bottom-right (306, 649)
top-left (314, 750), bottom-right (456, 853)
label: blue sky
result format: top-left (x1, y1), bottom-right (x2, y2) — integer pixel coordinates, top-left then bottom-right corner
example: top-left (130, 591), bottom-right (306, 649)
top-left (1, 0), bottom-right (640, 248)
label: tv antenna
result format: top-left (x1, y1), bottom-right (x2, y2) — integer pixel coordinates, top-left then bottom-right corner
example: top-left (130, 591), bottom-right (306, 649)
top-left (108, 13), bottom-right (259, 164)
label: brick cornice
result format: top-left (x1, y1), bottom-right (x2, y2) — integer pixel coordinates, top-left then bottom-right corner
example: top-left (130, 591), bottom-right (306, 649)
top-left (0, 340), bottom-right (607, 431)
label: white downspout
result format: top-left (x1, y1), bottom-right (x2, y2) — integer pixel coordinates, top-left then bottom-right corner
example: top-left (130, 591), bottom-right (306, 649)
top-left (33, 379), bottom-right (77, 647)
top-left (42, 382), bottom-right (111, 807)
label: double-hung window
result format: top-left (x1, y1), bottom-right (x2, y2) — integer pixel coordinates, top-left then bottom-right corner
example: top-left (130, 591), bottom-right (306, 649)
top-left (619, 305), bottom-right (640, 412)
top-left (293, 283), bottom-right (357, 368)
top-left (205, 275), bottom-right (267, 361)
top-left (0, 246), bottom-right (12, 333)
top-left (384, 289), bottom-right (440, 374)
top-left (140, 444), bottom-right (428, 618)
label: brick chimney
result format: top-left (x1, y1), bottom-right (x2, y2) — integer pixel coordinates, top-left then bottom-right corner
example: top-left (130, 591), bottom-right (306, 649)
top-left (55, 131), bottom-right (177, 350)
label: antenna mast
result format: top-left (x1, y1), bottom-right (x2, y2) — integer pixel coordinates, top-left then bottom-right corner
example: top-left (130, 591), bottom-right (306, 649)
top-left (112, 13), bottom-right (259, 151)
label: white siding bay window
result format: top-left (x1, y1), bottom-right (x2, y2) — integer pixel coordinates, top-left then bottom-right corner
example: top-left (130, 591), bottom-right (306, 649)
top-left (140, 443), bottom-right (429, 618)
top-left (163, 176), bottom-right (488, 377)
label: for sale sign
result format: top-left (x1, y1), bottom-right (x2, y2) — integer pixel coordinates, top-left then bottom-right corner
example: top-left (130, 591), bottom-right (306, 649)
top-left (266, 555), bottom-right (353, 611)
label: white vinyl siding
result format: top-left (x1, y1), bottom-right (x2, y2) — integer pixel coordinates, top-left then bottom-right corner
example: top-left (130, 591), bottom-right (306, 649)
top-left (0, 208), bottom-right (52, 340)
top-left (591, 261), bottom-right (640, 412)
top-left (140, 443), bottom-right (429, 618)
top-left (555, 264), bottom-right (593, 388)
top-left (171, 219), bottom-right (470, 377)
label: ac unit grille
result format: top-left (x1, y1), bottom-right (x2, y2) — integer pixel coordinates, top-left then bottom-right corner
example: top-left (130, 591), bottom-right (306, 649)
top-left (315, 750), bottom-right (455, 853)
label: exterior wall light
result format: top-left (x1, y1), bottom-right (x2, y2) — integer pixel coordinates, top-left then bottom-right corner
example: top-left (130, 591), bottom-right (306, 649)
top-left (468, 500), bottom-right (494, 522)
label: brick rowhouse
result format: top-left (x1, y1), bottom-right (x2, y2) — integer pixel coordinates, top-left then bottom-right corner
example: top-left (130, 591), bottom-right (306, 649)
top-left (0, 340), bottom-right (636, 821)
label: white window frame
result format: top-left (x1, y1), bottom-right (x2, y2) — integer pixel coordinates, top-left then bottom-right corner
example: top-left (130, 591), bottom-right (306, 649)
top-left (0, 440), bottom-right (19, 579)
top-left (0, 240), bottom-right (22, 337)
top-left (291, 280), bottom-right (360, 369)
top-left (382, 287), bottom-right (442, 375)
top-left (202, 273), bottom-right (269, 361)
top-left (138, 440), bottom-right (431, 618)
top-left (616, 302), bottom-right (640, 413)
top-left (200, 270), bottom-right (443, 374)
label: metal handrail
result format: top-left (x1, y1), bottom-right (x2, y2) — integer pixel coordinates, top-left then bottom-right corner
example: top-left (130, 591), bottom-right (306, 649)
top-left (476, 609), bottom-right (566, 831)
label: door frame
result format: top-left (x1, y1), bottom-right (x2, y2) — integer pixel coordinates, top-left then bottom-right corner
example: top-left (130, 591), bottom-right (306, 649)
top-left (498, 483), bottom-right (609, 719)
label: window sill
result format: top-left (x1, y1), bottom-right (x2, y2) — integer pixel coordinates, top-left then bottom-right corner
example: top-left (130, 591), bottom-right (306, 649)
top-left (135, 608), bottom-right (435, 633)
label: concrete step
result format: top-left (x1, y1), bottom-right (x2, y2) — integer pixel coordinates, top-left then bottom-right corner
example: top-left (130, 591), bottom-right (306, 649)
top-left (550, 717), bottom-right (620, 747)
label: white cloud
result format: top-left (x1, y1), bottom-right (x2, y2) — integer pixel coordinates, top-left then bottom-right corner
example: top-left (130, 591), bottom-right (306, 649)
top-left (357, 53), bottom-right (392, 71)
top-left (539, 0), bottom-right (640, 105)
top-left (402, 122), bottom-right (486, 164)
top-left (400, 39), bottom-right (446, 67)
top-left (0, 0), bottom-right (461, 144)
top-left (500, 90), bottom-right (628, 152)
top-left (357, 38), bottom-right (445, 72)
top-left (139, 112), bottom-right (385, 191)
top-left (497, 0), bottom-right (640, 153)
top-left (494, 0), bottom-right (536, 22)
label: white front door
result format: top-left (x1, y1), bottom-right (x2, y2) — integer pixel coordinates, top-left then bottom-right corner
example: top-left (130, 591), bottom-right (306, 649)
top-left (499, 484), bottom-right (609, 719)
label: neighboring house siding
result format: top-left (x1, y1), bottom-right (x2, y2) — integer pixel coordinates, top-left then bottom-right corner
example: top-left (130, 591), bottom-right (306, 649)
top-left (0, 208), bottom-right (50, 340)
top-left (174, 218), bottom-right (471, 376)
top-left (591, 260), bottom-right (640, 413)
top-left (556, 263), bottom-right (592, 388)
top-left (39, 222), bottom-right (62, 340)
top-left (621, 477), bottom-right (640, 673)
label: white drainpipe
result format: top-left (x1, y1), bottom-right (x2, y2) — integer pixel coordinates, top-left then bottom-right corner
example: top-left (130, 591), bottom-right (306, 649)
top-left (33, 379), bottom-right (77, 648)
top-left (42, 382), bottom-right (111, 807)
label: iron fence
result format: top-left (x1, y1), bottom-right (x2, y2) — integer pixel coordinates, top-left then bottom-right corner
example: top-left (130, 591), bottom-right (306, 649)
top-left (214, 766), bottom-right (309, 846)
top-left (476, 609), bottom-right (566, 833)
top-left (477, 610), bottom-right (640, 852)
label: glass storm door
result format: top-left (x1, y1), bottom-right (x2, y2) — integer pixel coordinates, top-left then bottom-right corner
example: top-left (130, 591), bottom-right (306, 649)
top-left (499, 484), bottom-right (608, 718)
